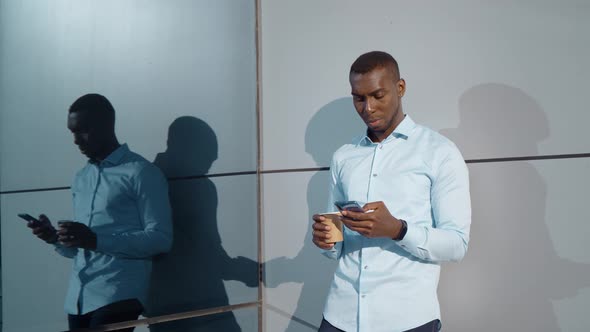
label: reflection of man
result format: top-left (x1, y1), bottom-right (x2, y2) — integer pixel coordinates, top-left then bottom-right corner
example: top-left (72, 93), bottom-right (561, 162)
top-left (27, 93), bottom-right (173, 331)
top-left (312, 51), bottom-right (471, 332)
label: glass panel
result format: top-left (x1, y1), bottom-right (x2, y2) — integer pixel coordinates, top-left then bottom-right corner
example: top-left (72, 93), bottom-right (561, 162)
top-left (0, 1), bottom-right (257, 331)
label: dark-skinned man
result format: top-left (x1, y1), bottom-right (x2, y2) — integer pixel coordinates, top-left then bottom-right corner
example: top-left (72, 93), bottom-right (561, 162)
top-left (312, 51), bottom-right (471, 332)
top-left (27, 93), bottom-right (172, 331)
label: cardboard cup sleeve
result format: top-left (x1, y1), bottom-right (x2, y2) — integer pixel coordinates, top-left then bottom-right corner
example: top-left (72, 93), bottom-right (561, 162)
top-left (319, 212), bottom-right (343, 243)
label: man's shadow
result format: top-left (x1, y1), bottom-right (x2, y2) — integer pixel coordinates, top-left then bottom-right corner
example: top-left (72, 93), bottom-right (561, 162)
top-left (146, 116), bottom-right (258, 332)
top-left (264, 98), bottom-right (364, 330)
top-left (439, 83), bottom-right (590, 331)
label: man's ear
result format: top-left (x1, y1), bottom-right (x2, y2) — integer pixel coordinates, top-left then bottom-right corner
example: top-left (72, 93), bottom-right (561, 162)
top-left (397, 79), bottom-right (406, 97)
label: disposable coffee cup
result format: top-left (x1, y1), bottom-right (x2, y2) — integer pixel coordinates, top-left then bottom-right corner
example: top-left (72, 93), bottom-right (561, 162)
top-left (319, 212), bottom-right (343, 243)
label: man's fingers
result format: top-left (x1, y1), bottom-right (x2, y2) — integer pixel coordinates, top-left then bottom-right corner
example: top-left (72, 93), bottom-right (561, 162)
top-left (312, 238), bottom-right (335, 250)
top-left (313, 230), bottom-right (331, 240)
top-left (312, 214), bottom-right (326, 222)
top-left (58, 222), bottom-right (86, 236)
top-left (341, 210), bottom-right (368, 221)
top-left (363, 201), bottom-right (382, 210)
top-left (56, 228), bottom-right (68, 236)
top-left (58, 236), bottom-right (79, 247)
top-left (312, 222), bottom-right (331, 231)
top-left (312, 214), bottom-right (339, 250)
top-left (31, 223), bottom-right (50, 233)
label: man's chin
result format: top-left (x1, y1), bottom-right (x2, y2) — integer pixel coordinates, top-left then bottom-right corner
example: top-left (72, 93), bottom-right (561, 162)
top-left (367, 123), bottom-right (385, 132)
top-left (80, 150), bottom-right (92, 159)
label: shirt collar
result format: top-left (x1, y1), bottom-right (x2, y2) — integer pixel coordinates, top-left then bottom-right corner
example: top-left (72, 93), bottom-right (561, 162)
top-left (91, 144), bottom-right (129, 166)
top-left (357, 114), bottom-right (416, 146)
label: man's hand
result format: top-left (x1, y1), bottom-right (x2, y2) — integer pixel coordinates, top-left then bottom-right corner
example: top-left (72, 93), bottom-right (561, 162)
top-left (312, 214), bottom-right (335, 250)
top-left (28, 214), bottom-right (58, 244)
top-left (341, 201), bottom-right (403, 239)
top-left (56, 221), bottom-right (97, 250)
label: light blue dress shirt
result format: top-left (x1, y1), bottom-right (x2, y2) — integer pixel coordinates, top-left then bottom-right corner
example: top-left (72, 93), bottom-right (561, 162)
top-left (55, 144), bottom-right (173, 315)
top-left (322, 115), bottom-right (471, 332)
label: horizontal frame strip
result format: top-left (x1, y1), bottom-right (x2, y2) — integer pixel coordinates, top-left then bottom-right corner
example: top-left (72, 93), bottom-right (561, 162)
top-left (465, 152), bottom-right (590, 164)
top-left (0, 171), bottom-right (257, 195)
top-left (67, 301), bottom-right (261, 332)
top-left (3, 153), bottom-right (589, 195)
top-left (265, 303), bottom-right (318, 330)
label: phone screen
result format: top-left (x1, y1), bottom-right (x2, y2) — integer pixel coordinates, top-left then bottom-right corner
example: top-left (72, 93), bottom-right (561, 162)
top-left (334, 201), bottom-right (364, 212)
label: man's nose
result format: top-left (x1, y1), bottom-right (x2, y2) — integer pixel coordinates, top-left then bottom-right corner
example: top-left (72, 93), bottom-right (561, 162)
top-left (364, 98), bottom-right (374, 112)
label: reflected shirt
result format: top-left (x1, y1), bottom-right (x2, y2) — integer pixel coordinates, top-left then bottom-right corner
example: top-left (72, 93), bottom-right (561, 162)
top-left (322, 115), bottom-right (471, 332)
top-left (55, 144), bottom-right (172, 315)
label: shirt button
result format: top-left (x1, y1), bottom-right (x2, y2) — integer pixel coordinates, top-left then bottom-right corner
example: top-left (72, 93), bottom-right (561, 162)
top-left (373, 174), bottom-right (377, 177)
top-left (361, 294), bottom-right (366, 298)
top-left (364, 265), bottom-right (368, 269)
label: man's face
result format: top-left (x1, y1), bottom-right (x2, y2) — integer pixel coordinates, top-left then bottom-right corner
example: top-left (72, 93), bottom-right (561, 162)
top-left (67, 110), bottom-right (106, 160)
top-left (350, 66), bottom-right (406, 139)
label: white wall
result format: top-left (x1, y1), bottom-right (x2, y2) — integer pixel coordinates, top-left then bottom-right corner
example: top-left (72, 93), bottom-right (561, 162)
top-left (260, 1), bottom-right (590, 331)
top-left (0, 1), bottom-right (258, 331)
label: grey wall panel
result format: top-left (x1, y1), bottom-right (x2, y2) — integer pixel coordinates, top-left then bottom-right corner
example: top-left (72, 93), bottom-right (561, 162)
top-left (263, 172), bottom-right (338, 331)
top-left (0, 0), bottom-right (257, 192)
top-left (262, 160), bottom-right (590, 332)
top-left (261, 0), bottom-right (590, 170)
top-left (1, 190), bottom-right (72, 332)
top-left (439, 159), bottom-right (590, 332)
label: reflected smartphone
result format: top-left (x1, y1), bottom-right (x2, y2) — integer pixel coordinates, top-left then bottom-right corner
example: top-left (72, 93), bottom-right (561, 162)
top-left (334, 201), bottom-right (365, 213)
top-left (17, 213), bottom-right (40, 223)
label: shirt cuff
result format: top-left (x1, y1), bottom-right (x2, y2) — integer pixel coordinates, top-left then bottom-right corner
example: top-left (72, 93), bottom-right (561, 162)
top-left (53, 242), bottom-right (76, 257)
top-left (396, 222), bottom-right (425, 250)
top-left (321, 241), bottom-right (342, 259)
top-left (95, 233), bottom-right (115, 253)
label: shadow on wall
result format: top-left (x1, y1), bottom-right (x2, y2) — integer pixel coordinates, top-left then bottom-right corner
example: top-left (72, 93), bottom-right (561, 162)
top-left (439, 83), bottom-right (590, 331)
top-left (146, 116), bottom-right (258, 332)
top-left (265, 97), bottom-right (365, 330)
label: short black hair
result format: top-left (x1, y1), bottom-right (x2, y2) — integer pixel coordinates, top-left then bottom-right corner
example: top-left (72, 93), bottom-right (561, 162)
top-left (350, 51), bottom-right (400, 80)
top-left (69, 93), bottom-right (115, 128)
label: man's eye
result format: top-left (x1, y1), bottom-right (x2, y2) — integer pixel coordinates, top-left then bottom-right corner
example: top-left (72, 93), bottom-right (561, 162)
top-left (353, 96), bottom-right (364, 102)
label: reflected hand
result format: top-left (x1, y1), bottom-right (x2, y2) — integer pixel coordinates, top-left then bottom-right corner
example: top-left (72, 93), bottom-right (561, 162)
top-left (312, 214), bottom-right (335, 250)
top-left (28, 214), bottom-right (58, 244)
top-left (341, 201), bottom-right (402, 239)
top-left (57, 221), bottom-right (97, 250)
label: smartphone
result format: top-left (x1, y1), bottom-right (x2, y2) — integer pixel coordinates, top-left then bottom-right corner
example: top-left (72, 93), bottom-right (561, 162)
top-left (17, 213), bottom-right (40, 223)
top-left (334, 201), bottom-right (365, 213)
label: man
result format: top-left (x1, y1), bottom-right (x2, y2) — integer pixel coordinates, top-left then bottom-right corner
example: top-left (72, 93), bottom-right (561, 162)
top-left (312, 51), bottom-right (471, 332)
top-left (27, 93), bottom-right (172, 331)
